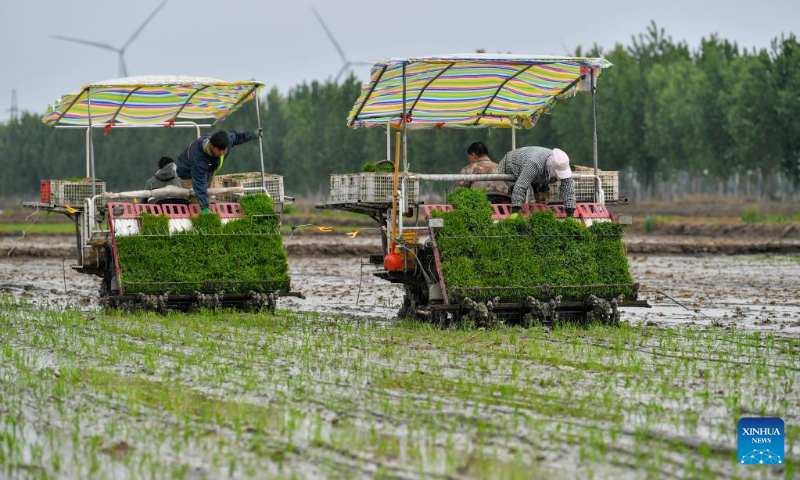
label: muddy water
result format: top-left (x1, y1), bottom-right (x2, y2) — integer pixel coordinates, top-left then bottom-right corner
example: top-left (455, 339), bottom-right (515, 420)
top-left (0, 252), bottom-right (405, 317)
top-left (280, 255), bottom-right (404, 318)
top-left (1, 250), bottom-right (798, 334)
top-left (0, 256), bottom-right (97, 309)
top-left (628, 254), bottom-right (800, 334)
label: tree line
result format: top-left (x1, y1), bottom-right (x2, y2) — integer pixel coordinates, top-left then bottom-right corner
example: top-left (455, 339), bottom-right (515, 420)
top-left (0, 23), bottom-right (797, 202)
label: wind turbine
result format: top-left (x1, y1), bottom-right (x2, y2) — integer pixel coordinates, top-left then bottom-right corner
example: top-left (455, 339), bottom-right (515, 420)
top-left (311, 6), bottom-right (371, 82)
top-left (51, 0), bottom-right (170, 78)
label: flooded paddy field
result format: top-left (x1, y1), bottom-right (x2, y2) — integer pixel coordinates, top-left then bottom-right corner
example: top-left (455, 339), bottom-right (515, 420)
top-left (1, 250), bottom-right (799, 478)
top-left (1, 251), bottom-right (798, 334)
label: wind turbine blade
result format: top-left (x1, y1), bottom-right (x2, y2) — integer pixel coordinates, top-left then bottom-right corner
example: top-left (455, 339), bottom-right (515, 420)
top-left (351, 61), bottom-right (372, 66)
top-left (51, 34), bottom-right (119, 52)
top-left (311, 6), bottom-right (347, 63)
top-left (119, 53), bottom-right (128, 77)
top-left (122, 0), bottom-right (169, 50)
top-left (335, 63), bottom-right (350, 83)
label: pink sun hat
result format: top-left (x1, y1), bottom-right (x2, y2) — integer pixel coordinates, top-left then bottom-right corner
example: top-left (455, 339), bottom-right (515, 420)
top-left (548, 148), bottom-right (572, 180)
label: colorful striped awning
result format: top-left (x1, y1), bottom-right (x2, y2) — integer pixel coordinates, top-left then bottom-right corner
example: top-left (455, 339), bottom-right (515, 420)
top-left (43, 75), bottom-right (264, 127)
top-left (347, 54), bottom-right (612, 129)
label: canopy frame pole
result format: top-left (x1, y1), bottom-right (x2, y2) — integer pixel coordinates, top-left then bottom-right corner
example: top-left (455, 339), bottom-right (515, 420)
top-left (400, 62), bottom-right (409, 242)
top-left (511, 117), bottom-right (516, 150)
top-left (347, 65), bottom-right (387, 127)
top-left (51, 87), bottom-right (87, 127)
top-left (212, 84), bottom-right (260, 126)
top-left (407, 63), bottom-right (454, 116)
top-left (85, 128), bottom-right (91, 177)
top-left (87, 88), bottom-right (96, 199)
top-left (402, 62), bottom-right (408, 173)
top-left (591, 68), bottom-right (601, 204)
top-left (169, 86), bottom-right (211, 125)
top-left (475, 65), bottom-right (533, 126)
top-left (253, 89), bottom-right (267, 193)
top-left (56, 122), bottom-right (210, 130)
top-left (107, 86), bottom-right (142, 125)
top-left (386, 122), bottom-right (391, 162)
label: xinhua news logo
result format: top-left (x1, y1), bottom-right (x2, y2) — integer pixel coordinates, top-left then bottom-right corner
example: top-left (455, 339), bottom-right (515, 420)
top-left (738, 417), bottom-right (784, 465)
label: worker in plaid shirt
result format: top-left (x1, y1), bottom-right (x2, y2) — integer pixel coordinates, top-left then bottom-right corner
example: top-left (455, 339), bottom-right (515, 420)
top-left (498, 146), bottom-right (576, 217)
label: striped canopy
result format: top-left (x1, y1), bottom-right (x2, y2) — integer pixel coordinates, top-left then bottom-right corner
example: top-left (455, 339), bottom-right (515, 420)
top-left (43, 75), bottom-right (264, 127)
top-left (347, 54), bottom-right (612, 130)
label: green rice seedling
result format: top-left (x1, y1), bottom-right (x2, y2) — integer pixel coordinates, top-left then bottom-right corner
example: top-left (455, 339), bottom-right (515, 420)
top-left (238, 194), bottom-right (274, 216)
top-left (190, 212), bottom-right (223, 233)
top-left (435, 188), bottom-right (634, 302)
top-left (139, 212), bottom-right (170, 235)
top-left (362, 161), bottom-right (394, 173)
top-left (237, 194), bottom-right (279, 233)
top-left (115, 194), bottom-right (289, 294)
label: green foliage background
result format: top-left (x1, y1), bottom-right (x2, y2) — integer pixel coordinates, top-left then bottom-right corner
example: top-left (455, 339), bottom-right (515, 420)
top-left (1, 24), bottom-right (798, 199)
top-left (115, 195), bottom-right (289, 295)
top-left (435, 189), bottom-right (634, 302)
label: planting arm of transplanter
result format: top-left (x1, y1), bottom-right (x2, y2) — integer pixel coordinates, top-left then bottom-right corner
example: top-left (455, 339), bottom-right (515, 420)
top-left (346, 228), bottom-right (382, 238)
top-left (287, 224), bottom-right (333, 243)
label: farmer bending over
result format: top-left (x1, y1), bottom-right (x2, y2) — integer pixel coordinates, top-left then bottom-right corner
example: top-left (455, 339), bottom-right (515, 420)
top-left (454, 142), bottom-right (509, 203)
top-left (176, 129), bottom-right (262, 213)
top-left (498, 146), bottom-right (576, 217)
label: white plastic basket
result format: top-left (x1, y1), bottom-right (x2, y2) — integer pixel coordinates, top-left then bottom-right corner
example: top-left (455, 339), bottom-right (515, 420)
top-left (211, 172), bottom-right (284, 202)
top-left (43, 179), bottom-right (106, 209)
top-left (329, 174), bottom-right (362, 203)
top-left (549, 171), bottom-right (618, 203)
top-left (328, 173), bottom-right (419, 207)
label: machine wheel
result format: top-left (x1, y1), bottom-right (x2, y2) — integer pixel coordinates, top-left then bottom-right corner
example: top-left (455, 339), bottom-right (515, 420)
top-left (99, 249), bottom-right (118, 298)
top-left (99, 270), bottom-right (113, 297)
top-left (397, 284), bottom-right (428, 320)
top-left (431, 310), bottom-right (450, 327)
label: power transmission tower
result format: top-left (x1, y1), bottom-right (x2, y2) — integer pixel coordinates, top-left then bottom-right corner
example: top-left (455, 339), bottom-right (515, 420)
top-left (8, 90), bottom-right (19, 122)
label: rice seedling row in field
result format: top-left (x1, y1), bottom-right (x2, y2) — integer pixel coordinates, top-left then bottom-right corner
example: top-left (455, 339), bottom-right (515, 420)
top-left (0, 296), bottom-right (797, 478)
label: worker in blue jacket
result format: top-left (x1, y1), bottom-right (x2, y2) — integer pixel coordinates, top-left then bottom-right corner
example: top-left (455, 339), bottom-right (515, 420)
top-left (176, 129), bottom-right (261, 212)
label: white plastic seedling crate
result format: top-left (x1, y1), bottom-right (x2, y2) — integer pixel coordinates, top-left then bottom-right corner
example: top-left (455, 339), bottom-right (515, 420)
top-left (42, 179), bottom-right (106, 209)
top-left (211, 172), bottom-right (284, 202)
top-left (548, 171), bottom-right (618, 203)
top-left (328, 173), bottom-right (419, 207)
top-left (329, 174), bottom-right (361, 203)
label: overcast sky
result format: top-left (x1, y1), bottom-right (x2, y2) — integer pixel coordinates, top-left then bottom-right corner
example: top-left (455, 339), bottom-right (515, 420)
top-left (1, 0), bottom-right (797, 115)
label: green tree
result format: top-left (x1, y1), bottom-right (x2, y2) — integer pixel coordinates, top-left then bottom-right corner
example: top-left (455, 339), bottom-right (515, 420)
top-left (723, 50), bottom-right (781, 175)
top-left (644, 59), bottom-right (710, 176)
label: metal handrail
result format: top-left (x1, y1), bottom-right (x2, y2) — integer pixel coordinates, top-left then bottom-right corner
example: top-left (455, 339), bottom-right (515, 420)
top-left (407, 172), bottom-right (604, 204)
